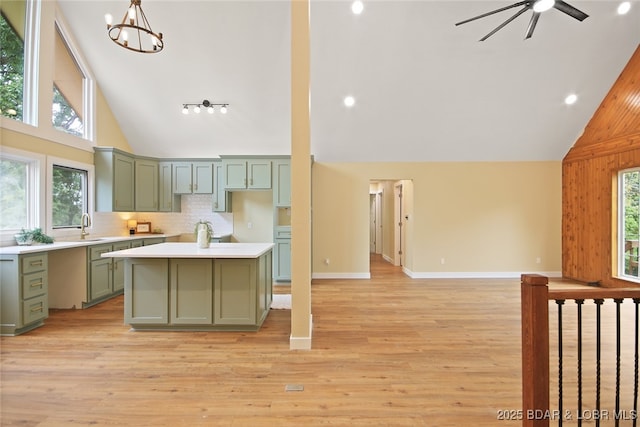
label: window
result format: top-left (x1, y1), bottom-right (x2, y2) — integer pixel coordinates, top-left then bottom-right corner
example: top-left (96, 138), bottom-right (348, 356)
top-left (52, 22), bottom-right (84, 137)
top-left (0, 157), bottom-right (28, 229)
top-left (0, 4), bottom-right (25, 121)
top-left (0, 148), bottom-right (43, 241)
top-left (619, 168), bottom-right (639, 281)
top-left (52, 165), bottom-right (87, 228)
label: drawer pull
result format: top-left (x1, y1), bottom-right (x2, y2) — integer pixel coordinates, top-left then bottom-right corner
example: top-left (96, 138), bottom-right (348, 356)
top-left (30, 305), bottom-right (43, 313)
top-left (30, 281), bottom-right (43, 287)
top-left (29, 260), bottom-right (43, 267)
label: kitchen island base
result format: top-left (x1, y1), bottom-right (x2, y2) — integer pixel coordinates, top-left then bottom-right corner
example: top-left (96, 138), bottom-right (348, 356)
top-left (122, 246), bottom-right (273, 331)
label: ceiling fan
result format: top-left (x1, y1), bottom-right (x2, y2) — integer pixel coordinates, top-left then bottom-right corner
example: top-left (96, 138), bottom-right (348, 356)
top-left (455, 0), bottom-right (589, 41)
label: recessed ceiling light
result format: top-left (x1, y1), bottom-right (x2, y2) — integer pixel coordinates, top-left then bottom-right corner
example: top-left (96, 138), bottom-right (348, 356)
top-left (351, 0), bottom-right (364, 15)
top-left (618, 1), bottom-right (631, 15)
top-left (344, 96), bottom-right (356, 107)
top-left (565, 93), bottom-right (578, 105)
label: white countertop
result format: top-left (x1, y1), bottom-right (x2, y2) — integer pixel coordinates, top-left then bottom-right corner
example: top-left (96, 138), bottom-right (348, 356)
top-left (0, 234), bottom-right (176, 255)
top-left (101, 242), bottom-right (274, 259)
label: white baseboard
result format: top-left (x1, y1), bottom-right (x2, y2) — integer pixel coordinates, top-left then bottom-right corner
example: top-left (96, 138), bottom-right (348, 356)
top-left (312, 272), bottom-right (370, 279)
top-left (289, 314), bottom-right (313, 350)
top-left (404, 269), bottom-right (563, 279)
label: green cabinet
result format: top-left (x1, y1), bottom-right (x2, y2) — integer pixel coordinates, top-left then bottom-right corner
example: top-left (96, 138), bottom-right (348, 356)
top-left (273, 159), bottom-right (291, 207)
top-left (95, 148), bottom-right (135, 212)
top-left (222, 159), bottom-right (272, 190)
top-left (0, 252), bottom-right (48, 336)
top-left (213, 161), bottom-right (231, 212)
top-left (124, 250), bottom-right (272, 331)
top-left (173, 162), bottom-right (214, 194)
top-left (125, 258), bottom-right (169, 325)
top-left (170, 259), bottom-right (213, 324)
top-left (159, 162), bottom-right (181, 212)
top-left (274, 238), bottom-right (291, 281)
top-left (272, 158), bottom-right (291, 281)
top-left (86, 241), bottom-right (131, 307)
top-left (135, 159), bottom-right (158, 211)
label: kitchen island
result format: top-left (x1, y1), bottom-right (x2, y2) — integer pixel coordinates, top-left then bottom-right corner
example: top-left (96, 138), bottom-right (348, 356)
top-left (102, 242), bottom-right (274, 331)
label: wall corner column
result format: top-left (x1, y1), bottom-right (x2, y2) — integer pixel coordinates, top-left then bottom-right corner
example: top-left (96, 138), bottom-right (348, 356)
top-left (290, 0), bottom-right (312, 350)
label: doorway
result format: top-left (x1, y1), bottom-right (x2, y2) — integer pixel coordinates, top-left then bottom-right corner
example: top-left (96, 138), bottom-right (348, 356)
top-left (369, 180), bottom-right (411, 271)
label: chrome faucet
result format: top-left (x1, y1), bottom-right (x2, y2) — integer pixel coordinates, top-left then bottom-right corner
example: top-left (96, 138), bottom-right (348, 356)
top-left (80, 213), bottom-right (91, 239)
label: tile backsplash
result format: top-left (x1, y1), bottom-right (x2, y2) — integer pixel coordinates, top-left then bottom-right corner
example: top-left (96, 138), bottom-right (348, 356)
top-left (90, 194), bottom-right (233, 238)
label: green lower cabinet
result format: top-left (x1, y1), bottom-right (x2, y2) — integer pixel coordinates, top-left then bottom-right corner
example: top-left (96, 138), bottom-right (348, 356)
top-left (214, 259), bottom-right (257, 325)
top-left (274, 238), bottom-right (291, 281)
top-left (86, 241), bottom-right (132, 307)
top-left (0, 252), bottom-right (49, 336)
top-left (124, 252), bottom-right (272, 331)
top-left (170, 259), bottom-right (212, 324)
top-left (125, 259), bottom-right (169, 324)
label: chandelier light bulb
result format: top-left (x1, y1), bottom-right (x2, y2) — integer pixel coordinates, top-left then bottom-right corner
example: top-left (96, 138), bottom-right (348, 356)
top-left (122, 30), bottom-right (129, 42)
top-left (220, 105), bottom-right (228, 114)
top-left (194, 105), bottom-right (201, 114)
top-left (182, 106), bottom-right (189, 115)
top-left (104, 13), bottom-right (113, 27)
top-left (128, 7), bottom-right (136, 23)
top-left (533, 0), bottom-right (555, 13)
top-left (207, 106), bottom-right (214, 114)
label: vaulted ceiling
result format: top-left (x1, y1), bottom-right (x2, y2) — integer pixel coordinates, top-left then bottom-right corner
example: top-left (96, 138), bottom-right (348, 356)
top-left (56, 1), bottom-right (640, 162)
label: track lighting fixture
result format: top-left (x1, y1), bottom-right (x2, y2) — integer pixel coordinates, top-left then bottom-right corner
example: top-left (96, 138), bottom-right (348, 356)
top-left (182, 100), bottom-right (229, 115)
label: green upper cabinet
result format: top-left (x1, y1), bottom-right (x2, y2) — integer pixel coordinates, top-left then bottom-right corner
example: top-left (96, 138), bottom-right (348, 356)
top-left (134, 159), bottom-right (158, 212)
top-left (213, 161), bottom-right (231, 212)
top-left (158, 162), bottom-right (181, 212)
top-left (173, 162), bottom-right (214, 194)
top-left (273, 159), bottom-right (291, 207)
top-left (95, 148), bottom-right (135, 212)
top-left (223, 159), bottom-right (272, 190)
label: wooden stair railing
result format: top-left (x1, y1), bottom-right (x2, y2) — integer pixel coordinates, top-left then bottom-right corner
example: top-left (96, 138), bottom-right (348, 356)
top-left (521, 274), bottom-right (640, 427)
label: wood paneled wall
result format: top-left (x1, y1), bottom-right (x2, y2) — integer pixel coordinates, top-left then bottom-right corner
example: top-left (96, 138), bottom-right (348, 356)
top-left (562, 45), bottom-right (640, 287)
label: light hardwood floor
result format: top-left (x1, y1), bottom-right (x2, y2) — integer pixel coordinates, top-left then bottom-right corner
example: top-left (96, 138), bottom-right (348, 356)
top-left (0, 255), bottom-right (633, 426)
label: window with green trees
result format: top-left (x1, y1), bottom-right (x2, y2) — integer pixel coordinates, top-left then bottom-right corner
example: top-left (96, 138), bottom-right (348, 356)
top-left (0, 10), bottom-right (24, 121)
top-left (52, 24), bottom-right (84, 137)
top-left (0, 158), bottom-right (28, 230)
top-left (620, 168), bottom-right (639, 280)
top-left (52, 165), bottom-right (87, 228)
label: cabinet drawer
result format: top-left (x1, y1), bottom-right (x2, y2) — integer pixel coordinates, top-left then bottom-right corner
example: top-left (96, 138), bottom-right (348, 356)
top-left (89, 244), bottom-right (113, 261)
top-left (21, 254), bottom-right (47, 274)
top-left (22, 294), bottom-right (48, 325)
top-left (22, 270), bottom-right (47, 299)
top-left (275, 229), bottom-right (291, 238)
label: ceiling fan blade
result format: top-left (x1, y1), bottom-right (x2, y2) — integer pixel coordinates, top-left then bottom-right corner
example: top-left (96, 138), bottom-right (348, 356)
top-left (455, 1), bottom-right (530, 26)
top-left (479, 6), bottom-right (531, 41)
top-left (524, 12), bottom-right (540, 39)
top-left (553, 0), bottom-right (589, 21)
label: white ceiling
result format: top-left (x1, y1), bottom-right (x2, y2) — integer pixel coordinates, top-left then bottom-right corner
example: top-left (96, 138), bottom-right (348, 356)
top-left (57, 1), bottom-right (640, 162)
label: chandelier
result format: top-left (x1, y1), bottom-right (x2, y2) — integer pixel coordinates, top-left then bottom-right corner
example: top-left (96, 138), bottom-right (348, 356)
top-left (182, 100), bottom-right (229, 115)
top-left (105, 0), bottom-right (164, 53)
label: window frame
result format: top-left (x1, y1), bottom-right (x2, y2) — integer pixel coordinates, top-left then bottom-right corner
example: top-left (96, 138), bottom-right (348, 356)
top-left (46, 156), bottom-right (94, 240)
top-left (52, 9), bottom-right (94, 142)
top-left (617, 167), bottom-right (640, 284)
top-left (0, 2), bottom-right (96, 153)
top-left (0, 146), bottom-right (45, 245)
